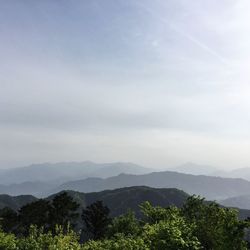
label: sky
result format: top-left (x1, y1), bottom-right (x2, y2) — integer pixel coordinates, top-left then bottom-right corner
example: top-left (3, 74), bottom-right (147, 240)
top-left (1, 0), bottom-right (250, 169)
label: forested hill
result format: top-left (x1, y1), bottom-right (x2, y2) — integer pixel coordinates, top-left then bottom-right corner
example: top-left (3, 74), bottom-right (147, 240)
top-left (54, 171), bottom-right (250, 200)
top-left (1, 186), bottom-right (250, 220)
top-left (0, 186), bottom-right (189, 217)
top-left (1, 187), bottom-right (249, 249)
top-left (66, 186), bottom-right (189, 217)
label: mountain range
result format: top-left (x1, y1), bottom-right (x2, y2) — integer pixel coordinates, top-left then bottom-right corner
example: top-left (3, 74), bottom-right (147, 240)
top-left (1, 162), bottom-right (250, 200)
top-left (169, 162), bottom-right (250, 182)
top-left (1, 186), bottom-right (250, 221)
top-left (0, 161), bottom-right (152, 185)
top-left (0, 161), bottom-right (153, 196)
top-left (54, 171), bottom-right (250, 200)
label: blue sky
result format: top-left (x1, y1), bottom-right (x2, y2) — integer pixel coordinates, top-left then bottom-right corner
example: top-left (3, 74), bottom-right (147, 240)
top-left (1, 0), bottom-right (250, 169)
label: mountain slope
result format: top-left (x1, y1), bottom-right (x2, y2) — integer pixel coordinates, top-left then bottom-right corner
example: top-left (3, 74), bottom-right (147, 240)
top-left (84, 186), bottom-right (189, 217)
top-left (0, 186), bottom-right (189, 217)
top-left (55, 171), bottom-right (250, 200)
top-left (219, 195), bottom-right (250, 210)
top-left (0, 194), bottom-right (37, 210)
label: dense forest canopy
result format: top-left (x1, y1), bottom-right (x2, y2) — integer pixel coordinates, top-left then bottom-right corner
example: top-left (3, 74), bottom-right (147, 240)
top-left (0, 192), bottom-right (249, 249)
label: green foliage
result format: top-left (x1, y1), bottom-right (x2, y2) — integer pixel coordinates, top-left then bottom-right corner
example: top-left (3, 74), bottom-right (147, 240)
top-left (0, 195), bottom-right (249, 249)
top-left (182, 195), bottom-right (248, 250)
top-left (16, 226), bottom-right (81, 250)
top-left (143, 220), bottom-right (201, 250)
top-left (107, 210), bottom-right (141, 237)
top-left (82, 235), bottom-right (148, 250)
top-left (141, 202), bottom-right (201, 249)
top-left (0, 230), bottom-right (16, 250)
top-left (140, 201), bottom-right (179, 224)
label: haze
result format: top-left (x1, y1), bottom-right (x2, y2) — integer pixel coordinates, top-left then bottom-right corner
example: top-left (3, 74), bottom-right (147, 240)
top-left (1, 0), bottom-right (250, 169)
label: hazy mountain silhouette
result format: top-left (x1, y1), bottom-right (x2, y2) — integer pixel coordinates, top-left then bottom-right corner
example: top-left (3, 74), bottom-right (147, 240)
top-left (0, 182), bottom-right (56, 197)
top-left (219, 194), bottom-right (250, 210)
top-left (168, 163), bottom-right (250, 183)
top-left (2, 162), bottom-right (250, 200)
top-left (0, 161), bottom-right (152, 185)
top-left (53, 171), bottom-right (250, 200)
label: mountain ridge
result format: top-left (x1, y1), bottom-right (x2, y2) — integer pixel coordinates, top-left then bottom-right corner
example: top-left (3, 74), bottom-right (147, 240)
top-left (1, 186), bottom-right (250, 221)
top-left (53, 170), bottom-right (250, 200)
top-left (0, 161), bottom-right (153, 185)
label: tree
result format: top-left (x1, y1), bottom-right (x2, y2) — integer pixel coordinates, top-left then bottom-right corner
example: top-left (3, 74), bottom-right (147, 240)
top-left (18, 199), bottom-right (51, 235)
top-left (49, 192), bottom-right (80, 231)
top-left (18, 192), bottom-right (80, 235)
top-left (0, 207), bottom-right (18, 233)
top-left (82, 200), bottom-right (111, 240)
top-left (16, 225), bottom-right (81, 250)
top-left (0, 229), bottom-right (16, 250)
top-left (182, 195), bottom-right (248, 250)
top-left (140, 201), bottom-right (175, 224)
top-left (141, 202), bottom-right (201, 250)
top-left (107, 210), bottom-right (140, 237)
